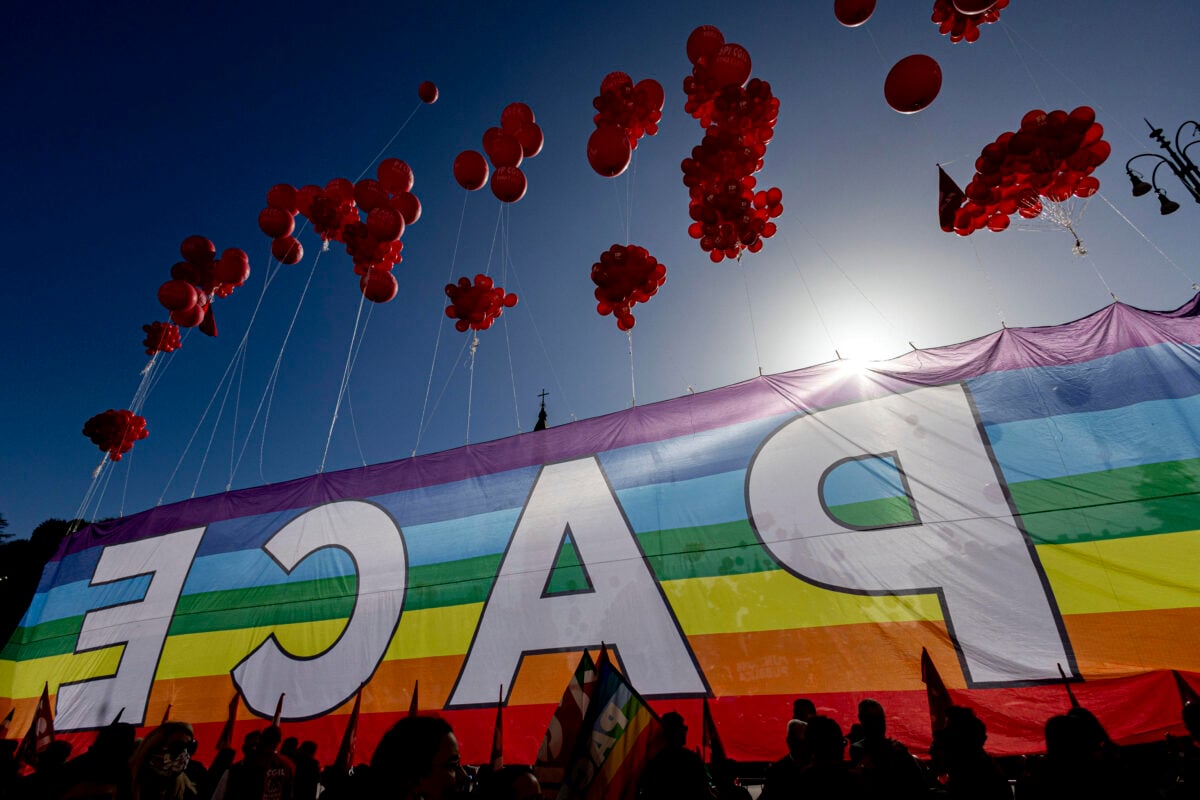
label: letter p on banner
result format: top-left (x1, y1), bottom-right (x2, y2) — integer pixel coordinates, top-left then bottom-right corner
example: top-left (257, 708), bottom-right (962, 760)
top-left (746, 383), bottom-right (1072, 685)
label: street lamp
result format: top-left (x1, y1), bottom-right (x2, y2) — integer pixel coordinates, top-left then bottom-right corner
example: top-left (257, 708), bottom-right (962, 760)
top-left (1124, 118), bottom-right (1200, 215)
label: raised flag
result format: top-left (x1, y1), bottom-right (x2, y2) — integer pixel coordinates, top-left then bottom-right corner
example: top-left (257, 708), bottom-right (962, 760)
top-left (491, 685), bottom-right (504, 771)
top-left (0, 707), bottom-right (13, 738)
top-left (938, 164), bottom-right (965, 232)
top-left (17, 683), bottom-right (54, 765)
top-left (701, 696), bottom-right (726, 765)
top-left (535, 650), bottom-right (599, 799)
top-left (215, 693), bottom-right (240, 753)
top-left (161, 703), bottom-right (173, 724)
top-left (408, 679), bottom-right (419, 717)
top-left (271, 693), bottom-right (285, 727)
top-left (1057, 663), bottom-right (1081, 709)
top-left (333, 684), bottom-right (363, 773)
top-left (1174, 670), bottom-right (1200, 708)
top-left (558, 648), bottom-right (662, 800)
top-left (921, 648), bottom-right (952, 736)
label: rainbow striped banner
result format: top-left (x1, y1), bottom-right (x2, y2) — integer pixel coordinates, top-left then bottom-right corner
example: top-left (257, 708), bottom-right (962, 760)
top-left (4, 297), bottom-right (1200, 762)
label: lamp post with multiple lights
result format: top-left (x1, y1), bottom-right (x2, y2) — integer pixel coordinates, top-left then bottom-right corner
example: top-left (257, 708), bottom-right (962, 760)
top-left (1125, 118), bottom-right (1200, 215)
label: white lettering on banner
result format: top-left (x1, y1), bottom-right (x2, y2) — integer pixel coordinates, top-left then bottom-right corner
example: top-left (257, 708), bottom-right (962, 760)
top-left (746, 383), bottom-right (1073, 685)
top-left (232, 501), bottom-right (406, 719)
top-left (57, 528), bottom-right (205, 729)
top-left (449, 457), bottom-right (706, 706)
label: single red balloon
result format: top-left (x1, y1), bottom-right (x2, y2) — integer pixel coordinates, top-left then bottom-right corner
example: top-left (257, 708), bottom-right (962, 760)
top-left (390, 191), bottom-right (422, 225)
top-left (515, 123), bottom-right (544, 158)
top-left (884, 54), bottom-right (942, 113)
top-left (483, 128), bottom-right (523, 168)
top-left (377, 158), bottom-right (415, 194)
top-left (271, 236), bottom-right (303, 265)
top-left (266, 184), bottom-right (298, 213)
top-left (686, 25), bottom-right (725, 65)
top-left (500, 102), bottom-right (535, 132)
top-left (180, 235), bottom-right (216, 266)
top-left (361, 269), bottom-right (398, 303)
top-left (158, 280), bottom-right (198, 312)
top-left (418, 81), bottom-right (439, 104)
top-left (709, 43), bottom-right (752, 88)
top-left (258, 207), bottom-right (295, 238)
top-left (491, 166), bottom-right (527, 203)
top-left (952, 0), bottom-right (995, 14)
top-left (834, 0), bottom-right (876, 26)
top-left (587, 126), bottom-right (632, 178)
top-left (453, 150), bottom-right (490, 191)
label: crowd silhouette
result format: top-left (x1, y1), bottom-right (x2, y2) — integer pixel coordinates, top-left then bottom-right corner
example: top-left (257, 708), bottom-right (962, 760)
top-left (3, 695), bottom-right (1200, 799)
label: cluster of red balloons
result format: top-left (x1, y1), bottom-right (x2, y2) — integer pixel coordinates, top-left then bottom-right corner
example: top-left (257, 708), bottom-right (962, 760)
top-left (157, 236), bottom-right (250, 337)
top-left (591, 244), bottom-right (667, 331)
top-left (83, 409), bottom-right (148, 462)
top-left (444, 275), bottom-right (518, 332)
top-left (587, 73), bottom-right (665, 178)
top-left (931, 0), bottom-right (1009, 44)
top-left (681, 26), bottom-right (783, 263)
top-left (141, 321), bottom-right (181, 356)
top-left (454, 103), bottom-right (544, 203)
top-left (948, 106), bottom-right (1110, 236)
top-left (261, 158), bottom-right (423, 304)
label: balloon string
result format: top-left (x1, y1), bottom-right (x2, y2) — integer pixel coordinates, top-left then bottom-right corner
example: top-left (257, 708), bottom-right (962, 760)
top-left (1096, 192), bottom-right (1198, 288)
top-left (779, 230), bottom-right (838, 357)
top-left (627, 329), bottom-right (636, 407)
top-left (415, 191), bottom-right (471, 456)
top-left (343, 305), bottom-right (376, 467)
top-left (191, 344), bottom-right (242, 498)
top-left (466, 336), bottom-right (479, 445)
top-left (740, 259), bottom-right (763, 374)
top-left (320, 289), bottom-right (369, 473)
top-left (354, 102), bottom-right (422, 182)
top-left (998, 21), bottom-right (1049, 107)
top-left (969, 240), bottom-right (1007, 328)
top-left (499, 218), bottom-right (521, 434)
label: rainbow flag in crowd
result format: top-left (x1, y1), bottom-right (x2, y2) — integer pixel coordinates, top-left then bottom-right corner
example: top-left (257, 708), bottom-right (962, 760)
top-left (3, 296), bottom-right (1200, 763)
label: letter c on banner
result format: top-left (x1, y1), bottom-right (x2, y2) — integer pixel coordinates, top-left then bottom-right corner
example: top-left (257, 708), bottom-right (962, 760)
top-left (745, 383), bottom-right (1072, 685)
top-left (232, 500), bottom-right (406, 719)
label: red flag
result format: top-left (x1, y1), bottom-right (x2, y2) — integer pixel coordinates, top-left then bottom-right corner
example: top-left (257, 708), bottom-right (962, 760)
top-left (1057, 663), bottom-right (1081, 709)
top-left (1174, 670), bottom-right (1200, 708)
top-left (408, 679), bottom-right (419, 717)
top-left (701, 696), bottom-right (726, 765)
top-left (938, 165), bottom-right (965, 233)
top-left (491, 685), bottom-right (504, 771)
top-left (17, 683), bottom-right (54, 765)
top-left (271, 693), bottom-right (285, 727)
top-left (535, 649), bottom-right (600, 799)
top-left (0, 707), bottom-right (13, 738)
top-left (920, 648), bottom-right (952, 735)
top-left (215, 693), bottom-right (240, 753)
top-left (334, 685), bottom-right (363, 773)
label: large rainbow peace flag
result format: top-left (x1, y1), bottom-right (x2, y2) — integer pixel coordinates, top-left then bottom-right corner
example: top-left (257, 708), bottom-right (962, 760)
top-left (4, 296), bottom-right (1200, 762)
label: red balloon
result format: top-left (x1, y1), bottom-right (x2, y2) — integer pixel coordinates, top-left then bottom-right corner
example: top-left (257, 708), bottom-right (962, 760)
top-left (272, 236), bottom-right (303, 265)
top-left (158, 280), bottom-right (198, 311)
top-left (952, 0), bottom-right (995, 13)
top-left (258, 207), bottom-right (295, 238)
top-left (324, 177), bottom-right (355, 202)
top-left (266, 184), bottom-right (298, 213)
top-left (491, 166), bottom-right (527, 203)
top-left (360, 269), bottom-right (398, 303)
top-left (587, 126), bottom-right (633, 178)
top-left (367, 206), bottom-right (405, 241)
top-left (883, 54), bottom-right (942, 113)
top-left (390, 191), bottom-right (422, 226)
top-left (686, 25), bottom-right (725, 65)
top-left (500, 102), bottom-right (535, 132)
top-left (515, 123), bottom-right (544, 158)
top-left (180, 235), bottom-right (216, 266)
top-left (834, 0), bottom-right (876, 26)
top-left (377, 158), bottom-right (415, 194)
top-left (600, 71), bottom-right (633, 96)
top-left (453, 150), bottom-right (490, 191)
top-left (171, 304), bottom-right (205, 328)
top-left (214, 249), bottom-right (250, 285)
top-left (483, 128), bottom-right (523, 168)
top-left (418, 81), bottom-right (439, 104)
top-left (709, 43), bottom-right (752, 88)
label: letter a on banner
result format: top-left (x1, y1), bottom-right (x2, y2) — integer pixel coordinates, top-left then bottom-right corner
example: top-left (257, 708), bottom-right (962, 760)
top-left (450, 457), bottom-right (705, 706)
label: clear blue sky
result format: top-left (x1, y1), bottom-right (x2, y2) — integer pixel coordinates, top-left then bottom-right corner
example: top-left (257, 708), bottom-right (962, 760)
top-left (2, 1), bottom-right (1197, 537)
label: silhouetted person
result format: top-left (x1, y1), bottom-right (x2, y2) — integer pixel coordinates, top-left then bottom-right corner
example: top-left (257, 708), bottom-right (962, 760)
top-left (794, 715), bottom-right (866, 800)
top-left (475, 764), bottom-right (540, 800)
top-left (710, 759), bottom-right (752, 800)
top-left (760, 719), bottom-right (809, 800)
top-left (291, 742), bottom-right (319, 800)
top-left (792, 698), bottom-right (817, 722)
top-left (212, 725), bottom-right (293, 800)
top-left (60, 721), bottom-right (135, 799)
top-left (13, 739), bottom-right (74, 800)
top-left (849, 698), bottom-right (926, 799)
top-left (929, 706), bottom-right (1009, 800)
top-left (369, 715), bottom-right (469, 800)
top-left (128, 722), bottom-right (198, 800)
top-left (637, 712), bottom-right (711, 800)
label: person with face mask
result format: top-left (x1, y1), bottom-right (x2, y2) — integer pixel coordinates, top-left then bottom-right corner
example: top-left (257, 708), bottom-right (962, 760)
top-left (129, 722), bottom-right (199, 800)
